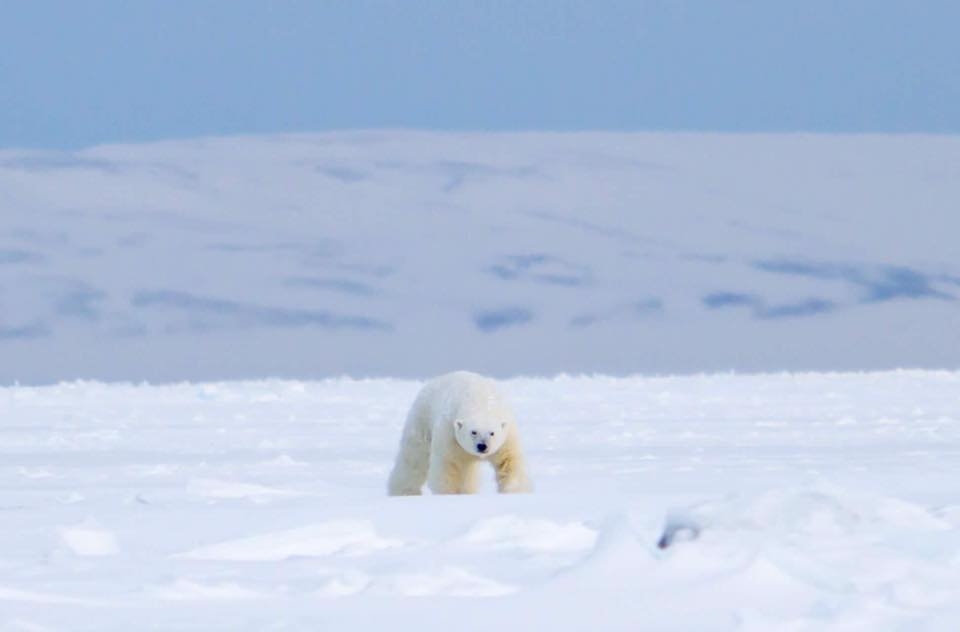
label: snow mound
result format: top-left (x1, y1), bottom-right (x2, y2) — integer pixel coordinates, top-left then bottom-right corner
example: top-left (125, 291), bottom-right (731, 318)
top-left (180, 520), bottom-right (403, 561)
top-left (457, 515), bottom-right (597, 555)
top-left (58, 525), bottom-right (119, 557)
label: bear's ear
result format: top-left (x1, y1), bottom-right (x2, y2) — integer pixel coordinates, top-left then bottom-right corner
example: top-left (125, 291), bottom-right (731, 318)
top-left (501, 421), bottom-right (506, 430)
top-left (455, 419), bottom-right (463, 430)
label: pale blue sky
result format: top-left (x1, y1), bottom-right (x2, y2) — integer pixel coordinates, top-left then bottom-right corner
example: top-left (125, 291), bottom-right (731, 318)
top-left (2, 0), bottom-right (958, 148)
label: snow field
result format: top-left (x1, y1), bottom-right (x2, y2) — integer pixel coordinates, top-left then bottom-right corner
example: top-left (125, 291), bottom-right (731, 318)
top-left (0, 371), bottom-right (959, 629)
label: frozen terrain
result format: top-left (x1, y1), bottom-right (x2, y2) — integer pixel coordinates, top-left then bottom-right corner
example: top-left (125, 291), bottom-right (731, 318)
top-left (2, 371), bottom-right (960, 630)
top-left (2, 131), bottom-right (959, 384)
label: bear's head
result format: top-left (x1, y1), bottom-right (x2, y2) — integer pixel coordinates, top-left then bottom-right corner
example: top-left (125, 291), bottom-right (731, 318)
top-left (454, 417), bottom-right (508, 458)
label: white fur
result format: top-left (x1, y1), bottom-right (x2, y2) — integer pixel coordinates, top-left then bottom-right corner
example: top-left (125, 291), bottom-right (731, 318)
top-left (387, 371), bottom-right (532, 496)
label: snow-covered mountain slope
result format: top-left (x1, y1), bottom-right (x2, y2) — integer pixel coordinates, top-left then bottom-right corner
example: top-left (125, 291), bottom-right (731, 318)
top-left (2, 132), bottom-right (959, 384)
top-left (1, 371), bottom-right (959, 629)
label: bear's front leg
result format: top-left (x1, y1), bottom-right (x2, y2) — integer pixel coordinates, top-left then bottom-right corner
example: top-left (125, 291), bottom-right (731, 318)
top-left (492, 446), bottom-right (532, 494)
top-left (427, 454), bottom-right (476, 494)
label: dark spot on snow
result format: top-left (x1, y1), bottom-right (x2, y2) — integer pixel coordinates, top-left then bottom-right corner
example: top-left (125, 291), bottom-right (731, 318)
top-left (0, 322), bottom-right (50, 341)
top-left (753, 259), bottom-right (954, 303)
top-left (488, 254), bottom-right (592, 287)
top-left (7, 228), bottom-right (70, 247)
top-left (863, 267), bottom-right (949, 302)
top-left (703, 292), bottom-right (757, 309)
top-left (132, 290), bottom-right (391, 333)
top-left (632, 298), bottom-right (664, 314)
top-left (489, 255), bottom-right (547, 280)
top-left (535, 273), bottom-right (588, 287)
top-left (756, 298), bottom-right (836, 319)
top-left (286, 277), bottom-right (380, 297)
top-left (56, 286), bottom-right (106, 321)
top-left (657, 520), bottom-right (701, 550)
top-left (703, 292), bottom-right (836, 320)
top-left (0, 249), bottom-right (44, 265)
top-left (753, 259), bottom-right (846, 280)
top-left (570, 298), bottom-right (663, 328)
top-left (474, 308), bottom-right (533, 332)
top-left (315, 165), bottom-right (368, 183)
top-left (569, 314), bottom-right (597, 328)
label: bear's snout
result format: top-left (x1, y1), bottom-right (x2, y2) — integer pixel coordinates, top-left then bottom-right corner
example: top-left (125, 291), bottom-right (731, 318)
top-left (476, 443), bottom-right (488, 453)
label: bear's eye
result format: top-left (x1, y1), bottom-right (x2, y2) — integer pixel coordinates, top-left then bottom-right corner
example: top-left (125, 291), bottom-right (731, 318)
top-left (490, 432), bottom-right (495, 437)
top-left (470, 430), bottom-right (477, 437)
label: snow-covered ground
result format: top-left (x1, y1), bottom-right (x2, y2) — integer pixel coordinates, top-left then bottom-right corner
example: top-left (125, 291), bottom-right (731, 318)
top-left (2, 371), bottom-right (959, 630)
top-left (2, 130), bottom-right (959, 628)
top-left (2, 132), bottom-right (959, 384)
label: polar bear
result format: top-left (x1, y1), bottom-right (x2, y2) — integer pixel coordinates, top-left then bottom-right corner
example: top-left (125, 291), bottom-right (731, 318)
top-left (387, 371), bottom-right (531, 495)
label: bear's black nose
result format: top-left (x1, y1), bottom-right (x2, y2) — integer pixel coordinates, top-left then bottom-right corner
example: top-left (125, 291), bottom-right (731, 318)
top-left (477, 443), bottom-right (488, 453)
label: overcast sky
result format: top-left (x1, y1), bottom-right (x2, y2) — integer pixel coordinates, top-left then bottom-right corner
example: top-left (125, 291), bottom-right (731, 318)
top-left (2, 0), bottom-right (958, 148)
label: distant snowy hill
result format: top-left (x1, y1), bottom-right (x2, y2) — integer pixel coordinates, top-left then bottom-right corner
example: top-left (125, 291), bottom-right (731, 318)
top-left (1, 132), bottom-right (958, 383)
